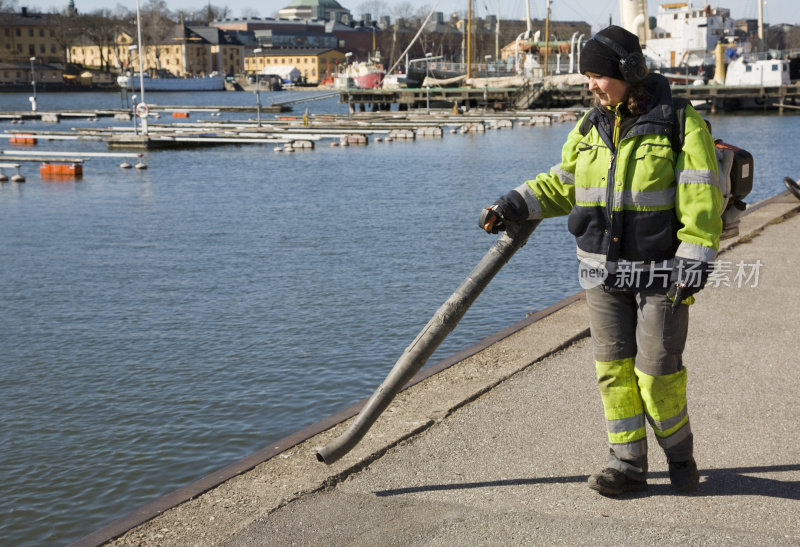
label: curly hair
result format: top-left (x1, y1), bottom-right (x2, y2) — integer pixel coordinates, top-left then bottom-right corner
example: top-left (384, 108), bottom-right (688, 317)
top-left (625, 82), bottom-right (653, 116)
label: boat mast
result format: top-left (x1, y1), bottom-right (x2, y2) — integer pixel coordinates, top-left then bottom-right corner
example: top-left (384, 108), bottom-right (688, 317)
top-left (526, 0), bottom-right (532, 37)
top-left (466, 0), bottom-right (473, 78)
top-left (757, 0), bottom-right (764, 54)
top-left (390, 8), bottom-right (397, 69)
top-left (495, 0), bottom-right (500, 61)
top-left (382, 1), bottom-right (440, 78)
top-left (544, 0), bottom-right (551, 76)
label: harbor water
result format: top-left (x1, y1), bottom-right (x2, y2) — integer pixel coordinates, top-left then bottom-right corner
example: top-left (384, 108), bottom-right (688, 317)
top-left (1, 90), bottom-right (798, 546)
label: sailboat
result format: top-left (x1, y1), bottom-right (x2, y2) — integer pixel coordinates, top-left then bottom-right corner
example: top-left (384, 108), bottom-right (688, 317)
top-left (382, 1), bottom-right (464, 88)
top-left (398, 0), bottom-right (498, 88)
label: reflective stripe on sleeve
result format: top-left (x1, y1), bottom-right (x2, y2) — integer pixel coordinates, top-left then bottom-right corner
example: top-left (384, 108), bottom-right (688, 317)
top-left (513, 182), bottom-right (543, 220)
top-left (676, 168), bottom-right (718, 186)
top-left (676, 241), bottom-right (717, 262)
top-left (552, 163), bottom-right (575, 185)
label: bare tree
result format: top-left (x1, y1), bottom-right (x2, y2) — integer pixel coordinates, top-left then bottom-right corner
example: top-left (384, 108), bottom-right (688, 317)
top-left (140, 0), bottom-right (174, 73)
top-left (48, 7), bottom-right (84, 66)
top-left (80, 9), bottom-right (128, 71)
top-left (189, 3), bottom-right (230, 24)
top-left (787, 26), bottom-right (800, 50)
top-left (393, 2), bottom-right (418, 21)
top-left (766, 25), bottom-right (785, 50)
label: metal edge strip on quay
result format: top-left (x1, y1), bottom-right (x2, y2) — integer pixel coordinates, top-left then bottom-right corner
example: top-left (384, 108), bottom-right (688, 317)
top-left (68, 190), bottom-right (800, 547)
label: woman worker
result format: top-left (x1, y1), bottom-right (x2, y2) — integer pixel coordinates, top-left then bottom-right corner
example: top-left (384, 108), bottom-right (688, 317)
top-left (480, 25), bottom-right (721, 495)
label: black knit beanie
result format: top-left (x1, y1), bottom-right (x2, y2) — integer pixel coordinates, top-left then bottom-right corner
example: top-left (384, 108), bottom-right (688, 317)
top-left (580, 25), bottom-right (643, 80)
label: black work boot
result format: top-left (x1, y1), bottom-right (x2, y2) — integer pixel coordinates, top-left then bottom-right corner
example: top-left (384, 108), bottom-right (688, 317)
top-left (669, 458), bottom-right (699, 493)
top-left (587, 468), bottom-right (647, 496)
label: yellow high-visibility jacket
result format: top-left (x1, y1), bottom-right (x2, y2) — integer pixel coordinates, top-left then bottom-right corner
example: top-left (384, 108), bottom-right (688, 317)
top-left (512, 75), bottom-right (722, 288)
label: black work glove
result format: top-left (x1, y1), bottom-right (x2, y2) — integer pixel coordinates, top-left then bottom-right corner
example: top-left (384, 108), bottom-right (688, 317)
top-left (478, 189), bottom-right (529, 234)
top-left (667, 258), bottom-right (711, 312)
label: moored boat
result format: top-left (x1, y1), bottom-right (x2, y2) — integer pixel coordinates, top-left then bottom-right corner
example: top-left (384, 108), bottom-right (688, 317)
top-left (117, 72), bottom-right (225, 92)
top-left (718, 56), bottom-right (792, 109)
top-left (346, 61), bottom-right (385, 89)
top-left (642, 2), bottom-right (734, 77)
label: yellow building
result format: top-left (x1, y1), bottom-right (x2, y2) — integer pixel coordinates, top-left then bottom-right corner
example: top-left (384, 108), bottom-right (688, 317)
top-left (0, 8), bottom-right (65, 65)
top-left (191, 27), bottom-right (243, 76)
top-left (70, 25), bottom-right (244, 77)
top-left (244, 48), bottom-right (345, 84)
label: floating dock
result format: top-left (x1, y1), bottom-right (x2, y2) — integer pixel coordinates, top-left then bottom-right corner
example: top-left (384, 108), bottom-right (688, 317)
top-left (0, 103), bottom-right (291, 124)
top-left (2, 80), bottom-right (798, 154)
top-left (2, 109), bottom-right (581, 151)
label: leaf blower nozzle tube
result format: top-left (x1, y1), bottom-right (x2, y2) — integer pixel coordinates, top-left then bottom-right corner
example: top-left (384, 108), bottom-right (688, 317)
top-left (316, 220), bottom-right (540, 465)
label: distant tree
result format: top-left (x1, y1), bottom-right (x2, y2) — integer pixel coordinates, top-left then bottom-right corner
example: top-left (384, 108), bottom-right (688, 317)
top-left (393, 2), bottom-right (418, 21)
top-left (414, 3), bottom-right (438, 20)
top-left (388, 7), bottom-right (447, 63)
top-left (766, 25), bottom-right (785, 50)
top-left (79, 9), bottom-right (128, 71)
top-left (786, 25), bottom-right (800, 50)
top-left (140, 0), bottom-right (174, 72)
top-left (0, 0), bottom-right (19, 11)
top-left (196, 3), bottom-right (230, 24)
top-left (174, 3), bottom-right (230, 25)
top-left (48, 6), bottom-right (84, 65)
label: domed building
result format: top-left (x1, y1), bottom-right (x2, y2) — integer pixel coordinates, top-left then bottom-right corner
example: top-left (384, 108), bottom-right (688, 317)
top-left (277, 0), bottom-right (351, 22)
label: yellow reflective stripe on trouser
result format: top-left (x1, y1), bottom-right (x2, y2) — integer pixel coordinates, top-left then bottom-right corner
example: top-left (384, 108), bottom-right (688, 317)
top-left (635, 367), bottom-right (692, 449)
top-left (596, 358), bottom-right (647, 456)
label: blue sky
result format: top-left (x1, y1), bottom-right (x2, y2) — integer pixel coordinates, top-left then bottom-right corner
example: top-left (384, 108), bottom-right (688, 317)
top-left (29, 0), bottom-right (798, 30)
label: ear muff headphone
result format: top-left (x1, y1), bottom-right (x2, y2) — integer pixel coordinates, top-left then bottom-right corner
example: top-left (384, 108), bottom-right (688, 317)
top-left (591, 34), bottom-right (649, 83)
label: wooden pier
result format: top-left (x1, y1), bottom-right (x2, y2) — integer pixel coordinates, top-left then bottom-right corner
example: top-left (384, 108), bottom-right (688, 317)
top-left (338, 81), bottom-right (800, 113)
top-left (338, 84), bottom-right (593, 111)
top-left (671, 83), bottom-right (800, 113)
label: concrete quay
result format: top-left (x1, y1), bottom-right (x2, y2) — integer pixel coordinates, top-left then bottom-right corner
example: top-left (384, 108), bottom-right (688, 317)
top-left (78, 192), bottom-right (800, 546)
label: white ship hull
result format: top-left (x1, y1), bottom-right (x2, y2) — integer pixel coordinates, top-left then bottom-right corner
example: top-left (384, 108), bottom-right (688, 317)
top-left (117, 74), bottom-right (225, 92)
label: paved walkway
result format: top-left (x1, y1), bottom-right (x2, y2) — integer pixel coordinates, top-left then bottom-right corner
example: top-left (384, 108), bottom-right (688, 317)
top-left (86, 194), bottom-right (800, 546)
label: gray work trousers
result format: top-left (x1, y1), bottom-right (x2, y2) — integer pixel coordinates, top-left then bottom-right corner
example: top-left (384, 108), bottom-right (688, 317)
top-left (586, 286), bottom-right (694, 480)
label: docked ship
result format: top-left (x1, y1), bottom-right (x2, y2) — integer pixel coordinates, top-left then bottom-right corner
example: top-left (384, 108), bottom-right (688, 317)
top-left (346, 60), bottom-right (385, 89)
top-left (639, 2), bottom-right (736, 78)
top-left (402, 57), bottom-right (467, 88)
top-left (117, 72), bottom-right (225, 92)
